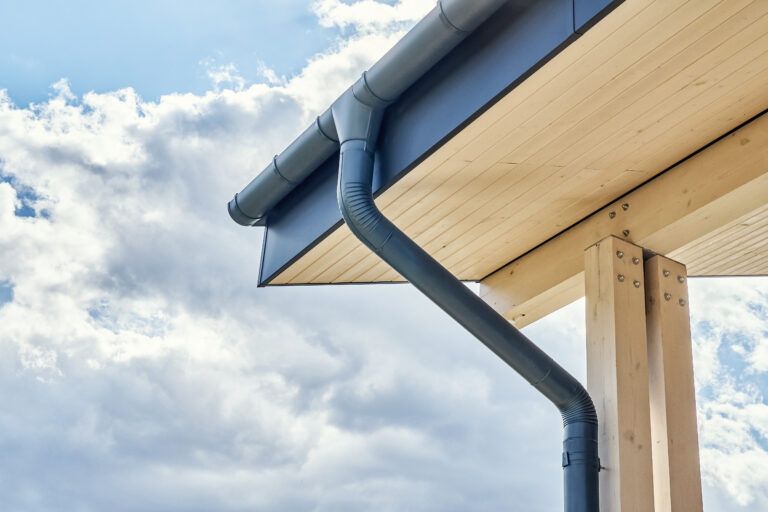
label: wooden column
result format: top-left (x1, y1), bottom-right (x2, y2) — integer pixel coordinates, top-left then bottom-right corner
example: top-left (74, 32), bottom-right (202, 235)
top-left (585, 236), bottom-right (655, 511)
top-left (644, 256), bottom-right (703, 512)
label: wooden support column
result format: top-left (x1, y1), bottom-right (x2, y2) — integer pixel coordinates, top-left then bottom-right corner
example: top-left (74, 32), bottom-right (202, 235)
top-left (585, 236), bottom-right (654, 511)
top-left (644, 256), bottom-right (703, 512)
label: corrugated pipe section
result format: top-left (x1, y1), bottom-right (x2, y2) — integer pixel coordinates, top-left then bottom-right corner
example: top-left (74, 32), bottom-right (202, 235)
top-left (230, 2), bottom-right (599, 510)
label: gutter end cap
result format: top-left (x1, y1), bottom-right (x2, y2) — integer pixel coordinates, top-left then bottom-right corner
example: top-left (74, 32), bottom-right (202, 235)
top-left (228, 194), bottom-right (266, 227)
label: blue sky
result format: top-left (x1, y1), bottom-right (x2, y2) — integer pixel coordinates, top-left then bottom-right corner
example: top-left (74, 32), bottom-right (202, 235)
top-left (0, 0), bottom-right (337, 106)
top-left (0, 1), bottom-right (767, 511)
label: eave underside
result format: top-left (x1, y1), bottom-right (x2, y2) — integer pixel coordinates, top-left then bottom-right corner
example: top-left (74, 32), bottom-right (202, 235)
top-left (270, 0), bottom-right (768, 290)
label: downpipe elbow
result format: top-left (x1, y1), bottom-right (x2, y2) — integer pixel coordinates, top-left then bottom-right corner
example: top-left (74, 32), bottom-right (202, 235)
top-left (560, 384), bottom-right (598, 427)
top-left (332, 59), bottom-right (600, 512)
top-left (337, 140), bottom-right (394, 252)
top-left (333, 83), bottom-right (392, 253)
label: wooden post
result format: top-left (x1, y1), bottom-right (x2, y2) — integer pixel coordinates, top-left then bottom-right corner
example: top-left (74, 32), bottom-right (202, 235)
top-left (585, 236), bottom-right (655, 511)
top-left (644, 256), bottom-right (703, 512)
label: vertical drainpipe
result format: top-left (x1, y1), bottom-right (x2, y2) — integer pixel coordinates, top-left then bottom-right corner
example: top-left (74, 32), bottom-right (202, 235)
top-left (333, 76), bottom-right (599, 511)
top-left (228, 1), bottom-right (602, 509)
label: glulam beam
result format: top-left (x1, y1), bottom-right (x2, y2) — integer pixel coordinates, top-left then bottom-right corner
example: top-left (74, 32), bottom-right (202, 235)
top-left (479, 113), bottom-right (768, 328)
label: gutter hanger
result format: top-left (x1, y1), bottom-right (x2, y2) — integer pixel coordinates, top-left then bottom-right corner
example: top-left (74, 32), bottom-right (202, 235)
top-left (229, 2), bottom-right (599, 511)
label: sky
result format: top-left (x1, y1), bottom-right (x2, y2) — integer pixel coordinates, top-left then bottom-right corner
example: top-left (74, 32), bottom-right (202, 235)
top-left (0, 0), bottom-right (335, 107)
top-left (0, 1), bottom-right (767, 511)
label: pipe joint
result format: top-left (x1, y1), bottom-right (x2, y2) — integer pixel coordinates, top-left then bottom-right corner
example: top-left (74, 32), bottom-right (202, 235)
top-left (438, 0), bottom-right (509, 33)
top-left (316, 109), bottom-right (339, 142)
top-left (437, 0), bottom-right (467, 33)
top-left (353, 72), bottom-right (392, 110)
top-left (332, 87), bottom-right (385, 147)
top-left (272, 155), bottom-right (296, 186)
top-left (562, 421), bottom-right (600, 511)
top-left (559, 385), bottom-right (598, 427)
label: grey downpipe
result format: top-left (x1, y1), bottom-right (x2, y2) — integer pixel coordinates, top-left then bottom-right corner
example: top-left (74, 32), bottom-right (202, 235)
top-left (230, 1), bottom-right (600, 509)
top-left (333, 85), bottom-right (599, 512)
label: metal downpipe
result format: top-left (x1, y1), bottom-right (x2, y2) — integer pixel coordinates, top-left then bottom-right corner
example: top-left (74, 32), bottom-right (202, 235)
top-left (229, 0), bottom-right (601, 507)
top-left (335, 100), bottom-right (599, 512)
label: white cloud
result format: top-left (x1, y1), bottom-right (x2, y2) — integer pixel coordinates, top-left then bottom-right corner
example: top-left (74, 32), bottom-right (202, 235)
top-left (205, 62), bottom-right (247, 92)
top-left (0, 3), bottom-right (566, 510)
top-left (0, 1), bottom-right (767, 510)
top-left (313, 0), bottom-right (433, 33)
top-left (687, 277), bottom-right (768, 508)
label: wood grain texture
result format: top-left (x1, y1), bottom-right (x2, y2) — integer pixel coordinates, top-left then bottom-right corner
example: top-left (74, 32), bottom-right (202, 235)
top-left (644, 256), bottom-right (703, 512)
top-left (479, 112), bottom-right (768, 328)
top-left (272, 0), bottom-right (768, 286)
top-left (585, 236), bottom-right (655, 512)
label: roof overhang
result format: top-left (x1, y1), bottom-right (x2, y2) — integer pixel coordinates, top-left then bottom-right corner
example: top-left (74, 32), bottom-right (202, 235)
top-left (256, 0), bottom-right (768, 298)
top-left (258, 0), bottom-right (623, 284)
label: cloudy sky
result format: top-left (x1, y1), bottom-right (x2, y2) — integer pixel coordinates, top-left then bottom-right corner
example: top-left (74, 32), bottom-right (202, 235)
top-left (0, 1), bottom-right (767, 510)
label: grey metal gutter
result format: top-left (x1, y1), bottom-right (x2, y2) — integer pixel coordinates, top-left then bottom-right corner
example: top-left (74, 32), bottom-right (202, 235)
top-left (228, 108), bottom-right (338, 226)
top-left (229, 2), bottom-right (599, 510)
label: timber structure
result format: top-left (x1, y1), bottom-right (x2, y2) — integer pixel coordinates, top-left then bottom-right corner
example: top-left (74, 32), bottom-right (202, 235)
top-left (230, 1), bottom-right (768, 510)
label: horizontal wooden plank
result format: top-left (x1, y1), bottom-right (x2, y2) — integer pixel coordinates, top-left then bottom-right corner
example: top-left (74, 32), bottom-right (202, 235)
top-left (479, 112), bottom-right (768, 327)
top-left (272, 0), bottom-right (768, 286)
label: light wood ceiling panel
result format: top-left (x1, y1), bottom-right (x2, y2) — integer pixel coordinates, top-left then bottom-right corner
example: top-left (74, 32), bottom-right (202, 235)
top-left (671, 203), bottom-right (768, 276)
top-left (477, 113), bottom-right (768, 328)
top-left (272, 0), bottom-right (768, 285)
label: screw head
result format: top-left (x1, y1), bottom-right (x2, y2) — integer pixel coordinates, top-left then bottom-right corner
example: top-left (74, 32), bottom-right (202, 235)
top-left (632, 257), bottom-right (640, 265)
top-left (622, 203), bottom-right (629, 211)
top-left (679, 299), bottom-right (687, 307)
top-left (677, 275), bottom-right (685, 283)
top-left (616, 250), bottom-right (624, 259)
top-left (664, 293), bottom-right (672, 301)
top-left (663, 270), bottom-right (670, 277)
top-left (633, 280), bottom-right (641, 288)
top-left (617, 274), bottom-right (625, 282)
top-left (609, 211), bottom-right (616, 219)
top-left (622, 229), bottom-right (630, 237)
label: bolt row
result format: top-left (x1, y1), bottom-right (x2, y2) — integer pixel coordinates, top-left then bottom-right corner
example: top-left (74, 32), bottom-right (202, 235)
top-left (608, 204), bottom-right (631, 238)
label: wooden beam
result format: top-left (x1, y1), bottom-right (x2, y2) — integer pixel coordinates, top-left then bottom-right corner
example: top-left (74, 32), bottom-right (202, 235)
top-left (644, 256), bottom-right (703, 512)
top-left (585, 236), bottom-right (654, 512)
top-left (479, 112), bottom-right (768, 328)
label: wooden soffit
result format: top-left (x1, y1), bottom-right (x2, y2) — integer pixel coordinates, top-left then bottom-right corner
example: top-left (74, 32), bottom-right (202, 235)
top-left (272, 0), bottom-right (768, 285)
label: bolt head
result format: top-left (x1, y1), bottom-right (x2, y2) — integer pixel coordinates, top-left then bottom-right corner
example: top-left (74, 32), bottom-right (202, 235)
top-left (617, 274), bottom-right (625, 282)
top-left (663, 270), bottom-right (670, 277)
top-left (633, 280), bottom-right (641, 288)
top-left (664, 293), bottom-right (671, 301)
top-left (616, 250), bottom-right (624, 258)
top-left (679, 299), bottom-right (687, 307)
top-left (622, 229), bottom-right (630, 237)
top-left (622, 203), bottom-right (629, 211)
top-left (632, 257), bottom-right (640, 265)
top-left (677, 275), bottom-right (685, 283)
top-left (609, 211), bottom-right (616, 219)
